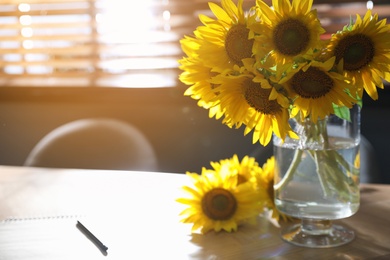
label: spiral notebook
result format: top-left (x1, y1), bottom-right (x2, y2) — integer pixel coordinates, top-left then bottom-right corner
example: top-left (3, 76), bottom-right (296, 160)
top-left (0, 216), bottom-right (110, 260)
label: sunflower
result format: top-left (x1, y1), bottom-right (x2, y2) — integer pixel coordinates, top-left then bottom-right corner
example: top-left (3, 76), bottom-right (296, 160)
top-left (211, 60), bottom-right (297, 146)
top-left (251, 0), bottom-right (325, 64)
top-left (324, 10), bottom-right (390, 100)
top-left (280, 57), bottom-right (357, 122)
top-left (255, 156), bottom-right (291, 222)
top-left (194, 0), bottom-right (257, 72)
top-left (179, 36), bottom-right (224, 119)
top-left (177, 161), bottom-right (264, 234)
top-left (210, 154), bottom-right (260, 186)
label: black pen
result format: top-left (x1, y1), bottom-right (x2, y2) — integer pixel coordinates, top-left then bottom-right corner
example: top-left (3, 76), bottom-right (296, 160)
top-left (76, 220), bottom-right (108, 256)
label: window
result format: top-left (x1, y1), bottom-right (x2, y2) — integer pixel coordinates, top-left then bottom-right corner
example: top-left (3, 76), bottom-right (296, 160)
top-left (0, 0), bottom-right (389, 89)
top-left (0, 0), bottom-right (204, 88)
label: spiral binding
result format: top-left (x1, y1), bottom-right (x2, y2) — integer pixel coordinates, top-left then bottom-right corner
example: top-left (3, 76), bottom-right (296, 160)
top-left (2, 215), bottom-right (84, 223)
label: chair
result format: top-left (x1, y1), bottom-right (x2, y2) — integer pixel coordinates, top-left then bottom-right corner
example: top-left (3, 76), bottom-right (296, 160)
top-left (24, 118), bottom-right (158, 171)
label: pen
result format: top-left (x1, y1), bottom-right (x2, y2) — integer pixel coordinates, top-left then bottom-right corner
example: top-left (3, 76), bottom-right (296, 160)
top-left (76, 220), bottom-right (108, 256)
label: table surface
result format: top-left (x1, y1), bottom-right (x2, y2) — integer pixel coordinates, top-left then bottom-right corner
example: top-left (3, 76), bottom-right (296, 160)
top-left (0, 165), bottom-right (389, 260)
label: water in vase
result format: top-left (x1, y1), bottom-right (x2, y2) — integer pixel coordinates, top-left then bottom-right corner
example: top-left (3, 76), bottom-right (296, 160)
top-left (274, 136), bottom-right (360, 220)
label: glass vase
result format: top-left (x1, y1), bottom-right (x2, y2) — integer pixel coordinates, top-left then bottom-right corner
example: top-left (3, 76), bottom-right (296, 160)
top-left (273, 105), bottom-right (361, 248)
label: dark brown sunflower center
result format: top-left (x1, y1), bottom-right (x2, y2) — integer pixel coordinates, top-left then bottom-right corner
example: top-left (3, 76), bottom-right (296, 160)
top-left (244, 79), bottom-right (282, 115)
top-left (225, 24), bottom-right (254, 66)
top-left (334, 33), bottom-right (375, 71)
top-left (291, 67), bottom-right (334, 99)
top-left (201, 188), bottom-right (237, 220)
top-left (273, 18), bottom-right (310, 56)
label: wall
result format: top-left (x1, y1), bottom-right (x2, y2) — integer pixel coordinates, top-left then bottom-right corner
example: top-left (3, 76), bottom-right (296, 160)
top-left (0, 86), bottom-right (388, 183)
top-left (0, 86), bottom-right (273, 174)
top-left (360, 89), bottom-right (390, 184)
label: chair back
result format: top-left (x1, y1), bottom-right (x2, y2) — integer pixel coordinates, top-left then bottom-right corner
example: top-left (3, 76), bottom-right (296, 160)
top-left (24, 118), bottom-right (158, 171)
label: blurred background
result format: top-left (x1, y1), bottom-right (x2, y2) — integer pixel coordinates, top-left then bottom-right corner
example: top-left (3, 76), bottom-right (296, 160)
top-left (0, 0), bottom-right (389, 182)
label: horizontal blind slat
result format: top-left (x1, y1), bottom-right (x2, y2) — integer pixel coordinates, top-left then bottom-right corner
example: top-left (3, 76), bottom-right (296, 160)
top-left (0, 42), bottom-right (182, 56)
top-left (0, 57), bottom-right (180, 69)
top-left (1, 0), bottom-right (93, 4)
top-left (0, 69), bottom-right (180, 88)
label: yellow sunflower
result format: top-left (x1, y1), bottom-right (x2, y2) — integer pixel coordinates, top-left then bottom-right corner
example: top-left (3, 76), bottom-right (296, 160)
top-left (211, 60), bottom-right (297, 146)
top-left (210, 154), bottom-right (260, 186)
top-left (252, 0), bottom-right (325, 64)
top-left (280, 57), bottom-right (357, 122)
top-left (256, 156), bottom-right (291, 222)
top-left (179, 36), bottom-right (224, 119)
top-left (177, 163), bottom-right (264, 234)
top-left (324, 10), bottom-right (390, 100)
top-left (195, 0), bottom-right (257, 71)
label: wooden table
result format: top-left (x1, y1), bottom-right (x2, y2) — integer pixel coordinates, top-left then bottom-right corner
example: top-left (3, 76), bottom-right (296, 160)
top-left (0, 165), bottom-right (388, 259)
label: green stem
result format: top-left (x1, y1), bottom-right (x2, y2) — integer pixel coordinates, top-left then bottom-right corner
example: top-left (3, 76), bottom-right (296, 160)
top-left (274, 149), bottom-right (303, 191)
top-left (312, 151), bottom-right (333, 197)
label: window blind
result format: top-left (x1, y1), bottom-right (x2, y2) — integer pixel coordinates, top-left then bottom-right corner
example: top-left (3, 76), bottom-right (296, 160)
top-left (0, 0), bottom-right (388, 88)
top-left (0, 0), bottom-right (209, 88)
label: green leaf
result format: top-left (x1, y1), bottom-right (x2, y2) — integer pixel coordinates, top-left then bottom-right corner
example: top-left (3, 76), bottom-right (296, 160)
top-left (333, 104), bottom-right (351, 122)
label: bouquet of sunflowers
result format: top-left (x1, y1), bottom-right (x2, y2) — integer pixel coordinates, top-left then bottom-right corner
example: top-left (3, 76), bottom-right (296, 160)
top-left (176, 0), bottom-right (390, 233)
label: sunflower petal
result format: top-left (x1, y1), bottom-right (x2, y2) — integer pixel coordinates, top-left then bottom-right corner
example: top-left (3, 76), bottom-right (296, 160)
top-left (209, 2), bottom-right (231, 24)
top-left (221, 0), bottom-right (239, 23)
